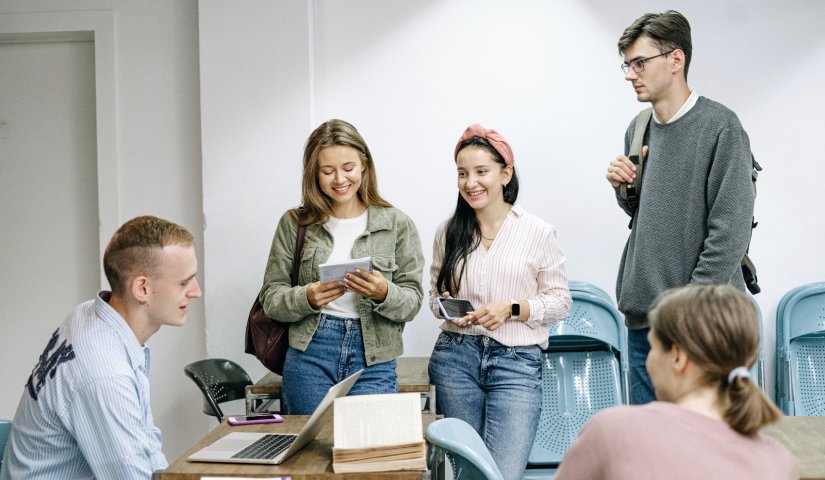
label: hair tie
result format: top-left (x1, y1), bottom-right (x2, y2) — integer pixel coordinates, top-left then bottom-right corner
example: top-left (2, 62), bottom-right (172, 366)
top-left (454, 123), bottom-right (514, 166)
top-left (727, 366), bottom-right (751, 384)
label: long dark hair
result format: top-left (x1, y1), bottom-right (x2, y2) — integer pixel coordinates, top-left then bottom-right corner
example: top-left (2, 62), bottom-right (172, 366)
top-left (435, 137), bottom-right (519, 294)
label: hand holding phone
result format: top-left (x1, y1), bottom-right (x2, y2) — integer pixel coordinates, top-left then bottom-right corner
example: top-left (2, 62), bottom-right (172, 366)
top-left (226, 413), bottom-right (284, 426)
top-left (437, 297), bottom-right (475, 321)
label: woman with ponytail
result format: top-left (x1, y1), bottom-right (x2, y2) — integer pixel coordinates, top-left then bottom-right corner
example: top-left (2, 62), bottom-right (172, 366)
top-left (556, 284), bottom-right (796, 480)
top-left (428, 123), bottom-right (572, 480)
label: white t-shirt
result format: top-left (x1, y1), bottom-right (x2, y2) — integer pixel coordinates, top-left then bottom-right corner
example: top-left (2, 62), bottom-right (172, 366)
top-left (321, 210), bottom-right (368, 319)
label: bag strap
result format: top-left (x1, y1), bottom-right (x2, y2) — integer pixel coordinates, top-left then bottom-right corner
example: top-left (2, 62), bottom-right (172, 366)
top-left (619, 108), bottom-right (653, 211)
top-left (290, 224), bottom-right (307, 287)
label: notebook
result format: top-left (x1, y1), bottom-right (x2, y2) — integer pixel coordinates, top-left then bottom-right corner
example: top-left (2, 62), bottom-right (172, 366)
top-left (187, 369), bottom-right (363, 465)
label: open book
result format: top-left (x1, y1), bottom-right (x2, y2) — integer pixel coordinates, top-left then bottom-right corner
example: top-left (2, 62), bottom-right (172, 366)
top-left (332, 392), bottom-right (427, 474)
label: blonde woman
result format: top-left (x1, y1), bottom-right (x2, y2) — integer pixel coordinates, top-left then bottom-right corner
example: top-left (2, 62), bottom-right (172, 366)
top-left (259, 119), bottom-right (424, 414)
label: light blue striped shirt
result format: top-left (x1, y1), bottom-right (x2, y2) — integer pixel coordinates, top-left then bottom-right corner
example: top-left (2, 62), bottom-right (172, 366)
top-left (1, 292), bottom-right (167, 479)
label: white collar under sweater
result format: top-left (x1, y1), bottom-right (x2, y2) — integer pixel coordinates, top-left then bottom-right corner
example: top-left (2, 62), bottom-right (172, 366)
top-left (652, 90), bottom-right (699, 124)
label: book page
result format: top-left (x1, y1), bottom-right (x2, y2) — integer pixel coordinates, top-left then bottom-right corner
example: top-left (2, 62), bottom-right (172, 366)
top-left (334, 392), bottom-right (423, 449)
top-left (318, 256), bottom-right (372, 283)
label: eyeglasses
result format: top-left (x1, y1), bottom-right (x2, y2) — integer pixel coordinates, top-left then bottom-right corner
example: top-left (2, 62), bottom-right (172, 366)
top-left (621, 50), bottom-right (674, 74)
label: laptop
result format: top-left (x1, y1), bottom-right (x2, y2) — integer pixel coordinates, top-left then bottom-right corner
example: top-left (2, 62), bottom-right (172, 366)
top-left (187, 369), bottom-right (363, 465)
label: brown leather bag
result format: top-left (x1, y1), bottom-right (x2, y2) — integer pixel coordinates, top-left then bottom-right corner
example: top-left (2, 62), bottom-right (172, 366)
top-left (244, 224), bottom-right (307, 375)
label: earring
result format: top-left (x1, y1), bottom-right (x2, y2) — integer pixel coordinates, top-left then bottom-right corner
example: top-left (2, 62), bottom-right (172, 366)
top-left (139, 299), bottom-right (148, 306)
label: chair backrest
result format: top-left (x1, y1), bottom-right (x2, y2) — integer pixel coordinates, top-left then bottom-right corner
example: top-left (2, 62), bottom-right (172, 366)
top-left (776, 282), bottom-right (825, 415)
top-left (0, 420), bottom-right (11, 473)
top-left (548, 290), bottom-right (627, 389)
top-left (528, 291), bottom-right (626, 468)
top-left (184, 358), bottom-right (252, 421)
top-left (425, 418), bottom-right (504, 480)
top-left (568, 280), bottom-right (612, 304)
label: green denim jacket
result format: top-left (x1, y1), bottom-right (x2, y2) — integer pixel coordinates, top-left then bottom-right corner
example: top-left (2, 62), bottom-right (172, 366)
top-left (259, 206), bottom-right (424, 365)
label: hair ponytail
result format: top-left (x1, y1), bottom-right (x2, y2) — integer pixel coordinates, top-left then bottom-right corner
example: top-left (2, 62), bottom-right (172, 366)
top-left (649, 284), bottom-right (783, 435)
top-left (721, 373), bottom-right (781, 436)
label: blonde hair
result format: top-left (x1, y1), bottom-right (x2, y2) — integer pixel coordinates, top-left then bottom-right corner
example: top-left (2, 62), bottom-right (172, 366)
top-left (649, 284), bottom-right (781, 435)
top-left (296, 119), bottom-right (391, 225)
top-left (103, 216), bottom-right (193, 295)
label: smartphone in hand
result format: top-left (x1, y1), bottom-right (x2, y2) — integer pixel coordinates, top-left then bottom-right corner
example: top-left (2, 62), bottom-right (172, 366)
top-left (226, 413), bottom-right (284, 426)
top-left (437, 297), bottom-right (475, 320)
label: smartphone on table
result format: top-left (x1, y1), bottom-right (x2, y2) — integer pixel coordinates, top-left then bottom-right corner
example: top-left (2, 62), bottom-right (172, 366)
top-left (226, 413), bottom-right (284, 426)
top-left (437, 298), bottom-right (476, 321)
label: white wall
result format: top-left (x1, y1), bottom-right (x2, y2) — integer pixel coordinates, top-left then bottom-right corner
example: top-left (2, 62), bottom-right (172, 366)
top-left (0, 0), bottom-right (207, 462)
top-left (201, 0), bottom-right (825, 407)
top-left (1, 0), bottom-right (823, 468)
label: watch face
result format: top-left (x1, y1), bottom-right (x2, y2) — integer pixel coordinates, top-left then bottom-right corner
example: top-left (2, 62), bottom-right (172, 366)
top-left (511, 302), bottom-right (520, 316)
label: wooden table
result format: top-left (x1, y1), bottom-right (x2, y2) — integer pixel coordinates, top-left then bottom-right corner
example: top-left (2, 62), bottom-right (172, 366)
top-left (154, 414), bottom-right (443, 480)
top-left (764, 415), bottom-right (825, 480)
top-left (246, 357), bottom-right (436, 414)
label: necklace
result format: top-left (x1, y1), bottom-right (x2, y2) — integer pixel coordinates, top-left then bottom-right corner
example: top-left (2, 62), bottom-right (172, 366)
top-left (479, 205), bottom-right (511, 242)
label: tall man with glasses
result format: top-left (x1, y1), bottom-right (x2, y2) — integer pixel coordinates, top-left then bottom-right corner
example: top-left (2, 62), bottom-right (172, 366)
top-left (605, 10), bottom-right (756, 404)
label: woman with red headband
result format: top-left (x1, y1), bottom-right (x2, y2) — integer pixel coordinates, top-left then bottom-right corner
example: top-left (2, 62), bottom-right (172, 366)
top-left (428, 123), bottom-right (572, 479)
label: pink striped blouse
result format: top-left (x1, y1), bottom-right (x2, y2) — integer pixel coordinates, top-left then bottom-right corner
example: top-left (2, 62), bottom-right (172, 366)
top-left (429, 204), bottom-right (572, 348)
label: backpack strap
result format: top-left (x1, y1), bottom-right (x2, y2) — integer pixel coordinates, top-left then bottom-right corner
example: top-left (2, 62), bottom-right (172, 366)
top-left (619, 108), bottom-right (653, 212)
top-left (290, 224), bottom-right (307, 287)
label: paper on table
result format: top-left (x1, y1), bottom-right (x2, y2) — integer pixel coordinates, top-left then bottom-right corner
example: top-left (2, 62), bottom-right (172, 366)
top-left (318, 256), bottom-right (372, 284)
top-left (333, 392), bottom-right (423, 449)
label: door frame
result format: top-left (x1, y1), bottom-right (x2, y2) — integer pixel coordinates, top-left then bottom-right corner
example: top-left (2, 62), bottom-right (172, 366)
top-left (0, 10), bottom-right (117, 288)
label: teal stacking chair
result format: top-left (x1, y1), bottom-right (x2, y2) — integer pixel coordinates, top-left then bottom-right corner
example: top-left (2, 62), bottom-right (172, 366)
top-left (184, 359), bottom-right (253, 421)
top-left (426, 418), bottom-right (504, 480)
top-left (568, 280), bottom-right (612, 304)
top-left (748, 296), bottom-right (765, 391)
top-left (776, 282), bottom-right (825, 415)
top-left (0, 420), bottom-right (11, 473)
top-left (525, 291), bottom-right (627, 478)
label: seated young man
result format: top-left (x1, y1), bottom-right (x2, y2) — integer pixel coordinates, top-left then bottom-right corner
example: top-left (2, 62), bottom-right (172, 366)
top-left (1, 215), bottom-right (202, 480)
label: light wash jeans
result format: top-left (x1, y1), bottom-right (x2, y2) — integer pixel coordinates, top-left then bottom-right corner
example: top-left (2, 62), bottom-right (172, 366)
top-left (627, 326), bottom-right (656, 405)
top-left (428, 331), bottom-right (542, 480)
top-left (282, 314), bottom-right (397, 414)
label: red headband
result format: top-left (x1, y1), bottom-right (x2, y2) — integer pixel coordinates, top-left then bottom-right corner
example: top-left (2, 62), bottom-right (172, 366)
top-left (454, 123), bottom-right (514, 166)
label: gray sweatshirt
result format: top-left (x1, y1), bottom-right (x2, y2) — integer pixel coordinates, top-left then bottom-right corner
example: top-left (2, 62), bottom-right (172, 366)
top-left (615, 97), bottom-right (755, 328)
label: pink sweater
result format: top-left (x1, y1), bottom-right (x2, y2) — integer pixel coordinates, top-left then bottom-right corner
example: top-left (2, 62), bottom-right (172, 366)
top-left (556, 402), bottom-right (797, 480)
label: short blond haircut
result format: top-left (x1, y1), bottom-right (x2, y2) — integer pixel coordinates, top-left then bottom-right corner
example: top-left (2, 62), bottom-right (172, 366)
top-left (103, 216), bottom-right (194, 295)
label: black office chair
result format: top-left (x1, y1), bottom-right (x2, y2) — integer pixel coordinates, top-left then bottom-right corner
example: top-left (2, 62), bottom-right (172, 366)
top-left (184, 359), bottom-right (252, 421)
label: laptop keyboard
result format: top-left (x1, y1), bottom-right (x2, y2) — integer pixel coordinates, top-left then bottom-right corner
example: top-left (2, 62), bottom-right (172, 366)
top-left (232, 434), bottom-right (296, 460)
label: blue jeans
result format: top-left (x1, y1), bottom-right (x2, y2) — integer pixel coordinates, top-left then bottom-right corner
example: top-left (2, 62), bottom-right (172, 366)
top-left (428, 332), bottom-right (542, 480)
top-left (627, 327), bottom-right (656, 405)
top-left (282, 314), bottom-right (398, 414)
